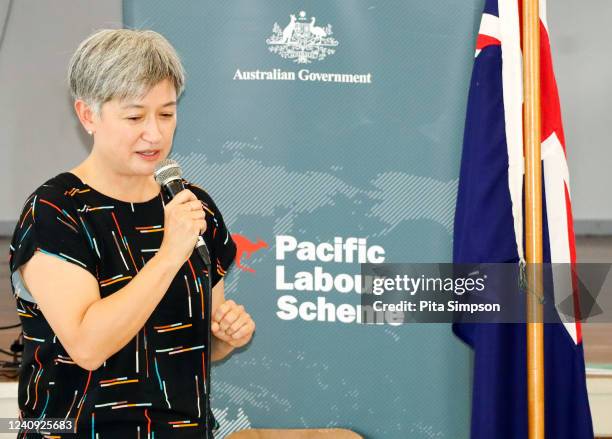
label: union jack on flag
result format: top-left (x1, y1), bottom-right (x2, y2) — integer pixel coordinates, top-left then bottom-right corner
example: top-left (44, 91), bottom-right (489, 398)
top-left (453, 0), bottom-right (594, 437)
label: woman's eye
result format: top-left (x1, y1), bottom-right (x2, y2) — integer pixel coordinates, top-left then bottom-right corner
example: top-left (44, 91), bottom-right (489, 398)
top-left (127, 116), bottom-right (142, 121)
top-left (161, 113), bottom-right (174, 118)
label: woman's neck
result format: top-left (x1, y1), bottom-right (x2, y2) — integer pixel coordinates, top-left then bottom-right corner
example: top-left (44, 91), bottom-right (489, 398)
top-left (70, 156), bottom-right (160, 203)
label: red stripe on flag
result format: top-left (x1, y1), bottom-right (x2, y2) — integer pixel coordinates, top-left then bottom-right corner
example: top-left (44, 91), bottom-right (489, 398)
top-left (476, 34), bottom-right (501, 50)
top-left (540, 21), bottom-right (566, 152)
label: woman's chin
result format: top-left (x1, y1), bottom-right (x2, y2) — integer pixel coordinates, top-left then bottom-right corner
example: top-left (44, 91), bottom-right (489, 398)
top-left (124, 162), bottom-right (160, 177)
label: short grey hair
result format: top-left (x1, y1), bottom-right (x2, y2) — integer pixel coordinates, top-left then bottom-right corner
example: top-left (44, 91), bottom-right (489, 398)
top-left (68, 29), bottom-right (185, 115)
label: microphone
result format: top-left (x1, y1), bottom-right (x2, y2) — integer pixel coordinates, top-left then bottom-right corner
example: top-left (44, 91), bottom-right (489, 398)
top-left (153, 159), bottom-right (212, 266)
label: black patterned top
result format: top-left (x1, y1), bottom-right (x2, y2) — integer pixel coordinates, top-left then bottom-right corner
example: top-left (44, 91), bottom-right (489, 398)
top-left (8, 172), bottom-right (236, 438)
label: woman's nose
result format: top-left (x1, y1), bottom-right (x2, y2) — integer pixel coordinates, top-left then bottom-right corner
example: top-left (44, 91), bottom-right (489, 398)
top-left (142, 117), bottom-right (163, 144)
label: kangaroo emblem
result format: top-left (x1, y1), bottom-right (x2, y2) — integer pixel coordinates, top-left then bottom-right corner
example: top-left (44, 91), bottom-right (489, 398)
top-left (232, 234), bottom-right (269, 273)
top-left (281, 14), bottom-right (297, 43)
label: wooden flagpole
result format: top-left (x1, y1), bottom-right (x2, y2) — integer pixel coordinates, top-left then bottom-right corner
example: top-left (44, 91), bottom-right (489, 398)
top-left (522, 0), bottom-right (545, 438)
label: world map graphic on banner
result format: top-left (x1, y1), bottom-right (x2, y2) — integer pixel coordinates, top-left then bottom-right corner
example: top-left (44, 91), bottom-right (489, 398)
top-left (176, 149), bottom-right (456, 238)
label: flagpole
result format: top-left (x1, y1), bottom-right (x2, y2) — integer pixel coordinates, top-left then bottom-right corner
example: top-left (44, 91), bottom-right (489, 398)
top-left (523, 0), bottom-right (545, 438)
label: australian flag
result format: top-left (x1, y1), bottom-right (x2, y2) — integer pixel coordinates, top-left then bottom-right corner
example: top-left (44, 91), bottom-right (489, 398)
top-left (453, 0), bottom-right (594, 437)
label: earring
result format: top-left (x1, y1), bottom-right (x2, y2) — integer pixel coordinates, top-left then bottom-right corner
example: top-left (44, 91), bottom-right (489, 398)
top-left (87, 130), bottom-right (93, 135)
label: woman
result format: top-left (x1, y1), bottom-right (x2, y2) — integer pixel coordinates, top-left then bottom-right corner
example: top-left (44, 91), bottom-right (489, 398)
top-left (8, 29), bottom-right (254, 438)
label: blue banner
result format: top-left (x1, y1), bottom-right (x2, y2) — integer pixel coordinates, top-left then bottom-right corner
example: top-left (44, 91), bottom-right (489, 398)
top-left (125, 1), bottom-right (483, 437)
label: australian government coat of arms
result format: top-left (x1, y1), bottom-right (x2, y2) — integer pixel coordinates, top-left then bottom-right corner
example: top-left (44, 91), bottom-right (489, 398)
top-left (266, 11), bottom-right (339, 64)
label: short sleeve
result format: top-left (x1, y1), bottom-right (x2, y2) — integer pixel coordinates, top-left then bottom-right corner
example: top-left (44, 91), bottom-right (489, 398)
top-left (9, 186), bottom-right (98, 282)
top-left (184, 182), bottom-right (237, 287)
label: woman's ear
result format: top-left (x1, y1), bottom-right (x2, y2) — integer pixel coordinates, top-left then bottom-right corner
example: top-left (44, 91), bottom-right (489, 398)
top-left (74, 99), bottom-right (96, 135)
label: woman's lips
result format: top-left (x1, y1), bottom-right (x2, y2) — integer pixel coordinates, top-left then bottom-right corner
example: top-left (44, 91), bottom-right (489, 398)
top-left (135, 150), bottom-right (160, 161)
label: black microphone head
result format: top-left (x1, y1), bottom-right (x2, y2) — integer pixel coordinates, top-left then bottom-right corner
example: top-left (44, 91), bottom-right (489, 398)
top-left (154, 159), bottom-right (182, 187)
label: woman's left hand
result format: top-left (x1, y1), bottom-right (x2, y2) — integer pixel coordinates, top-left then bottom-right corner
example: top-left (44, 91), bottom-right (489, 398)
top-left (211, 300), bottom-right (255, 348)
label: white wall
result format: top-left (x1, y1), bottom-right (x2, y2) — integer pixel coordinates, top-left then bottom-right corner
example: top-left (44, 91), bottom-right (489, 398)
top-left (0, 382), bottom-right (18, 438)
top-left (0, 0), bottom-right (122, 235)
top-left (548, 1), bottom-right (612, 234)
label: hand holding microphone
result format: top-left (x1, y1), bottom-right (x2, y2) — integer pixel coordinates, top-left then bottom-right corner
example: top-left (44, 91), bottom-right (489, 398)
top-left (158, 189), bottom-right (207, 267)
top-left (154, 159), bottom-right (211, 267)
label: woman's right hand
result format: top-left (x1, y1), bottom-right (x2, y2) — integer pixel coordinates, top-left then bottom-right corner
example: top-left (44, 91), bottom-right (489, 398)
top-left (158, 189), bottom-right (207, 267)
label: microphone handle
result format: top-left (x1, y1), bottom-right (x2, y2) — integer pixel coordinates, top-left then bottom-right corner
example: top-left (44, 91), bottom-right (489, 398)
top-left (196, 237), bottom-right (212, 266)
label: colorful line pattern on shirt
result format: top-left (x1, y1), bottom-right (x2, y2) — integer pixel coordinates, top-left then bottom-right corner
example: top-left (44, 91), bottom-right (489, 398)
top-left (8, 172), bottom-right (236, 437)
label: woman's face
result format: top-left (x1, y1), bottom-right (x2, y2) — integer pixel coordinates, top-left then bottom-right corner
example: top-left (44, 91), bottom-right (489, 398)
top-left (92, 78), bottom-right (177, 176)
